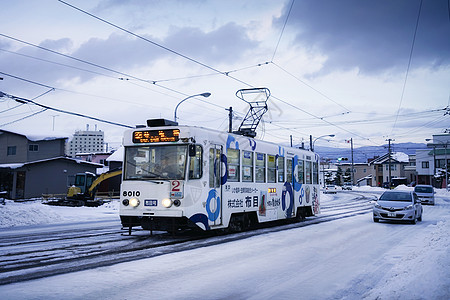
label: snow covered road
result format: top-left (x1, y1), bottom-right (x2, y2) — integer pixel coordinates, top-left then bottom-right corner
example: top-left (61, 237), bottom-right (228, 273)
top-left (0, 188), bottom-right (449, 299)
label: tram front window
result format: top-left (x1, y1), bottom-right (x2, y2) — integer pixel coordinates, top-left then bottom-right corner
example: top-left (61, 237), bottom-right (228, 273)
top-left (125, 145), bottom-right (187, 180)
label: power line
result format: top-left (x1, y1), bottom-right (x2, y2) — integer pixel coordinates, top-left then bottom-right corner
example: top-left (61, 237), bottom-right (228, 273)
top-left (6, 5), bottom-right (376, 143)
top-left (391, 0), bottom-right (423, 135)
top-left (0, 91), bottom-right (134, 128)
top-left (0, 108), bottom-right (47, 127)
top-left (271, 62), bottom-right (352, 113)
top-left (272, 0), bottom-right (295, 62)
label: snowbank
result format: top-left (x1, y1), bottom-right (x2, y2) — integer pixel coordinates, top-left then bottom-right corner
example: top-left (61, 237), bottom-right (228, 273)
top-left (0, 200), bottom-right (119, 228)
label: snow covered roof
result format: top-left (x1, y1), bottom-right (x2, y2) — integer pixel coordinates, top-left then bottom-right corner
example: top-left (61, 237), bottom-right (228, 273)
top-left (0, 129), bottom-right (68, 142)
top-left (369, 152), bottom-right (409, 164)
top-left (392, 152), bottom-right (409, 163)
top-left (0, 163), bottom-right (25, 169)
top-left (106, 146), bottom-right (124, 162)
top-left (0, 157), bottom-right (102, 169)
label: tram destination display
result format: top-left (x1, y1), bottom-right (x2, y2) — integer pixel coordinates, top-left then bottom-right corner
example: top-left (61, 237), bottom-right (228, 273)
top-left (133, 129), bottom-right (180, 143)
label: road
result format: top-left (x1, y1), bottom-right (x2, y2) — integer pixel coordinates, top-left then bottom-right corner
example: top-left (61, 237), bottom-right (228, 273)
top-left (0, 191), bottom-right (376, 285)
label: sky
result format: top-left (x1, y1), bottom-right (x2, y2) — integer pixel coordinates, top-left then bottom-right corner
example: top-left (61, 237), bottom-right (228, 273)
top-left (1, 0), bottom-right (449, 151)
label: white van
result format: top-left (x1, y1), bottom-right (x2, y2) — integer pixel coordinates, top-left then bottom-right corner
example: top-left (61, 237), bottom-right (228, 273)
top-left (414, 185), bottom-right (435, 205)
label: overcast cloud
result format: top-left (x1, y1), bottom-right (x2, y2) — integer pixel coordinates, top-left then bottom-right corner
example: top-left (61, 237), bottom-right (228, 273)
top-left (0, 0), bottom-right (449, 148)
top-left (278, 0), bottom-right (450, 75)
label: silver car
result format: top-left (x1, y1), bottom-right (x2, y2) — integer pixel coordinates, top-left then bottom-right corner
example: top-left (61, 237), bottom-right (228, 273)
top-left (414, 185), bottom-right (435, 205)
top-left (373, 191), bottom-right (423, 224)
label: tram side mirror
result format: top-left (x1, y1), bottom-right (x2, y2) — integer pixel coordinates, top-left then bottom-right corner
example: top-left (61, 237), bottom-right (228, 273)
top-left (189, 144), bottom-right (196, 157)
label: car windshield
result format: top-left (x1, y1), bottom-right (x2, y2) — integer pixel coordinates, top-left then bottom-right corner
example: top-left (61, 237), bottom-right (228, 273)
top-left (414, 186), bottom-right (433, 193)
top-left (124, 145), bottom-right (187, 180)
top-left (379, 192), bottom-right (412, 202)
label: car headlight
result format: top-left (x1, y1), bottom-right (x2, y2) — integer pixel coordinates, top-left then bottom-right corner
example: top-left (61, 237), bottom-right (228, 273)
top-left (403, 204), bottom-right (413, 210)
top-left (129, 197), bottom-right (140, 207)
top-left (374, 203), bottom-right (382, 209)
top-left (162, 198), bottom-right (173, 208)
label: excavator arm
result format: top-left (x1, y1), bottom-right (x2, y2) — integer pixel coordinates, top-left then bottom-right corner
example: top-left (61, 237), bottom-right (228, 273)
top-left (88, 168), bottom-right (122, 197)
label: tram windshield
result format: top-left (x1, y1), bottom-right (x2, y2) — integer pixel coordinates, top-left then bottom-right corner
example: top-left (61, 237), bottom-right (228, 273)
top-left (124, 145), bottom-right (187, 180)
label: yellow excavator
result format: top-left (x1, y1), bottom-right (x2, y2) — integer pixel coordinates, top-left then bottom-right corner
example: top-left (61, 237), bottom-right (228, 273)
top-left (44, 168), bottom-right (122, 207)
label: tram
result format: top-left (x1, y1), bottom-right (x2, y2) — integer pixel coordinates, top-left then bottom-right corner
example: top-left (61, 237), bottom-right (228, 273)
top-left (119, 119), bottom-right (320, 233)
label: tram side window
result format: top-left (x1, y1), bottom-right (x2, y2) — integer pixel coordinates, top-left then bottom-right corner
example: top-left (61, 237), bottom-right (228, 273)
top-left (298, 160), bottom-right (305, 184)
top-left (242, 151), bottom-right (254, 182)
top-left (305, 161), bottom-right (312, 184)
top-left (278, 156), bottom-right (285, 182)
top-left (209, 148), bottom-right (221, 188)
top-left (189, 145), bottom-right (203, 179)
top-left (313, 162), bottom-right (319, 184)
top-left (268, 155), bottom-right (276, 183)
top-left (286, 158), bottom-right (293, 183)
top-left (255, 153), bottom-right (266, 183)
top-left (227, 148), bottom-right (240, 182)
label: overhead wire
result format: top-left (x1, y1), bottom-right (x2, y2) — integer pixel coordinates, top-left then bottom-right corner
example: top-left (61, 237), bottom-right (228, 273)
top-left (390, 0), bottom-right (423, 135)
top-left (0, 91), bottom-right (134, 128)
top-left (271, 0), bottom-right (295, 62)
top-left (57, 0), bottom-right (375, 142)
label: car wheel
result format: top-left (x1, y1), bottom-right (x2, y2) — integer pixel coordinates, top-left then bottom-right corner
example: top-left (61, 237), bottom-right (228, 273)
top-left (411, 217), bottom-right (417, 224)
top-left (373, 218), bottom-right (379, 223)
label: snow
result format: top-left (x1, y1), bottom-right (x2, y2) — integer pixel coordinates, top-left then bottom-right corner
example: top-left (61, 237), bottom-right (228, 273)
top-left (0, 200), bottom-right (119, 228)
top-left (1, 128), bottom-right (68, 142)
top-left (106, 146), bottom-right (124, 162)
top-left (0, 187), bottom-right (449, 299)
top-left (392, 152), bottom-right (409, 162)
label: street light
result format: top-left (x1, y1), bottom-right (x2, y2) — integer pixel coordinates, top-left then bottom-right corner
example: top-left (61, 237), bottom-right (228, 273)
top-left (174, 92), bottom-right (211, 123)
top-left (311, 134), bottom-right (335, 151)
top-left (426, 138), bottom-right (449, 191)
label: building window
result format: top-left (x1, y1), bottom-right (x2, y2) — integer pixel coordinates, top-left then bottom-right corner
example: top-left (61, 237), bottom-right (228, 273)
top-left (422, 161), bottom-right (429, 168)
top-left (7, 146), bottom-right (16, 156)
top-left (28, 144), bottom-right (39, 152)
top-left (435, 159), bottom-right (445, 168)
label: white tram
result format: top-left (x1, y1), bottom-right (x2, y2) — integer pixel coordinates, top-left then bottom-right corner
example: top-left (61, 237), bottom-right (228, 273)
top-left (120, 119), bottom-right (320, 233)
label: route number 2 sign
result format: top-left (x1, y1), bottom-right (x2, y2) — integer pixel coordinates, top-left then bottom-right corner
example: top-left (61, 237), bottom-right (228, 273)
top-left (170, 180), bottom-right (183, 198)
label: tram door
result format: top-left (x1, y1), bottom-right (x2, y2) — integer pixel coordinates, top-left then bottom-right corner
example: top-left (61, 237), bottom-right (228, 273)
top-left (209, 144), bottom-right (223, 226)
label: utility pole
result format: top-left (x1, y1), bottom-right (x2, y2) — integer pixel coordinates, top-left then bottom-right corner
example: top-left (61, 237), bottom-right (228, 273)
top-left (350, 138), bottom-right (354, 185)
top-left (386, 138), bottom-right (394, 188)
top-left (225, 107), bottom-right (233, 133)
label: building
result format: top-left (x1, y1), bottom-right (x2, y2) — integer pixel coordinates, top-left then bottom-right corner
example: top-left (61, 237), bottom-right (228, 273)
top-left (0, 129), bottom-right (67, 164)
top-left (66, 125), bottom-right (105, 157)
top-left (75, 152), bottom-right (111, 165)
top-left (368, 152), bottom-right (409, 187)
top-left (0, 129), bottom-right (102, 199)
top-left (416, 134), bottom-right (449, 188)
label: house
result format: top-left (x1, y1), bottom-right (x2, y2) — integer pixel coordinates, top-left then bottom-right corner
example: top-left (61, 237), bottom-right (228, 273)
top-left (0, 130), bottom-right (102, 199)
top-left (0, 158), bottom-right (102, 199)
top-left (368, 152), bottom-right (409, 187)
top-left (416, 134), bottom-right (449, 188)
top-left (0, 129), bottom-right (67, 163)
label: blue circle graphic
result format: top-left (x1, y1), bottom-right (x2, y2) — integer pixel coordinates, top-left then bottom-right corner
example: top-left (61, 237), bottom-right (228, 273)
top-left (206, 189), bottom-right (221, 221)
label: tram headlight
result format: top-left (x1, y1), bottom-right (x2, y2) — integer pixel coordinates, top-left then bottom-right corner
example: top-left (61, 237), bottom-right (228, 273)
top-left (122, 199), bottom-right (129, 206)
top-left (129, 197), bottom-right (140, 207)
top-left (173, 199), bottom-right (181, 207)
top-left (162, 198), bottom-right (173, 208)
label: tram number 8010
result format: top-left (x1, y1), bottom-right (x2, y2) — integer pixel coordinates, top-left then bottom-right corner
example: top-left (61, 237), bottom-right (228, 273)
top-left (123, 190), bottom-right (141, 197)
